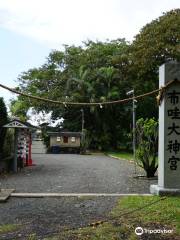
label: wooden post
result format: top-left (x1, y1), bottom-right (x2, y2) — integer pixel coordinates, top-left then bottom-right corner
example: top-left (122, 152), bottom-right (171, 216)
top-left (13, 128), bottom-right (18, 172)
top-left (28, 132), bottom-right (33, 165)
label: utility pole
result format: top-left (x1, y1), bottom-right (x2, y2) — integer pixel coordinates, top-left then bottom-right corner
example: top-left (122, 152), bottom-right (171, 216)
top-left (126, 89), bottom-right (137, 174)
top-left (133, 95), bottom-right (137, 175)
top-left (80, 109), bottom-right (85, 153)
top-left (81, 108), bottom-right (84, 132)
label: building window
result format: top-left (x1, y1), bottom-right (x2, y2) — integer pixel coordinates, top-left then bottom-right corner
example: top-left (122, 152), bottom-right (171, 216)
top-left (63, 136), bottom-right (68, 143)
top-left (71, 137), bottom-right (76, 142)
top-left (56, 137), bottom-right (61, 142)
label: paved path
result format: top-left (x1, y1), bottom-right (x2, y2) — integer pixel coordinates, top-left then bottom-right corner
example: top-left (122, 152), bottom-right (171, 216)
top-left (0, 153), bottom-right (157, 193)
top-left (31, 140), bottom-right (46, 154)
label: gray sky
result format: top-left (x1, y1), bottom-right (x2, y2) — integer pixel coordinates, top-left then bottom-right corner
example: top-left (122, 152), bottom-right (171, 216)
top-left (0, 0), bottom-right (179, 104)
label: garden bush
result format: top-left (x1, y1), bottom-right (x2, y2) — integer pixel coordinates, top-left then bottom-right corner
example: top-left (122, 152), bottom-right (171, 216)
top-left (136, 118), bottom-right (158, 178)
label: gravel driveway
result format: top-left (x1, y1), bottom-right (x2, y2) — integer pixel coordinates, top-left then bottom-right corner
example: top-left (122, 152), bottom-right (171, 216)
top-left (0, 153), bottom-right (157, 239)
top-left (0, 153), bottom-right (157, 193)
top-left (0, 196), bottom-right (119, 240)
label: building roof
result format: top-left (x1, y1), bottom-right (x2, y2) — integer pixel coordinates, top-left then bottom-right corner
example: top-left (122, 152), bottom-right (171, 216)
top-left (3, 119), bottom-right (36, 129)
top-left (48, 131), bottom-right (82, 137)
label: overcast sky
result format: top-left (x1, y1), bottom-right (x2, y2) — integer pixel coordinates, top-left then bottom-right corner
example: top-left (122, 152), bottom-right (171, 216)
top-left (0, 0), bottom-right (179, 104)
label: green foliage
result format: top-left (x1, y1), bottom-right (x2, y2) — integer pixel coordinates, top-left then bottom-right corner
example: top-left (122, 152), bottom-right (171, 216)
top-left (111, 196), bottom-right (180, 235)
top-left (3, 129), bottom-right (14, 157)
top-left (0, 97), bottom-right (8, 155)
top-left (47, 196), bottom-right (179, 239)
top-left (13, 39), bottom-right (130, 149)
top-left (130, 9), bottom-right (180, 120)
top-left (0, 224), bottom-right (21, 234)
top-left (10, 99), bottom-right (29, 121)
top-left (10, 9), bottom-right (180, 150)
top-left (132, 9), bottom-right (180, 72)
top-left (80, 129), bottom-right (91, 154)
top-left (41, 129), bottom-right (50, 150)
top-left (136, 118), bottom-right (158, 177)
top-left (107, 151), bottom-right (133, 161)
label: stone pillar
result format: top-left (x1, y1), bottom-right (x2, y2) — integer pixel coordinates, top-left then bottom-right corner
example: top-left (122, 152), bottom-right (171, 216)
top-left (150, 61), bottom-right (180, 195)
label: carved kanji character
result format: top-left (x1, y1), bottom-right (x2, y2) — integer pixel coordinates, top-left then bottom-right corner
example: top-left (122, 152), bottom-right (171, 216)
top-left (168, 107), bottom-right (180, 119)
top-left (167, 140), bottom-right (180, 154)
top-left (168, 123), bottom-right (180, 135)
top-left (167, 90), bottom-right (180, 105)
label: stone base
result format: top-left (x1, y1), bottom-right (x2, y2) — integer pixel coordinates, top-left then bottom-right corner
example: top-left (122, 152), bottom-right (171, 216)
top-left (150, 185), bottom-right (180, 196)
top-left (0, 189), bottom-right (15, 202)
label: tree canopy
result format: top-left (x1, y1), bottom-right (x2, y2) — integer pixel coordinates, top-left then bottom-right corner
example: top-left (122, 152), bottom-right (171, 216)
top-left (129, 8), bottom-right (180, 119)
top-left (11, 9), bottom-right (180, 150)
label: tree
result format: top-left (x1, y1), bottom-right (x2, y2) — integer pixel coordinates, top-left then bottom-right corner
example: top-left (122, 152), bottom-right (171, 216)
top-left (129, 9), bottom-right (180, 120)
top-left (11, 9), bottom-right (180, 150)
top-left (10, 99), bottom-right (29, 121)
top-left (13, 39), bottom-right (131, 150)
top-left (0, 98), bottom-right (8, 155)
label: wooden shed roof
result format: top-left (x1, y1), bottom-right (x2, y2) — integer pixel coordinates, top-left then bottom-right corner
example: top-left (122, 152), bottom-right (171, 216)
top-left (48, 131), bottom-right (82, 137)
top-left (3, 119), bottom-right (35, 129)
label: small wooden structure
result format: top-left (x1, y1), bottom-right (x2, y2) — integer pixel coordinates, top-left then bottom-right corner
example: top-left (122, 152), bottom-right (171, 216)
top-left (48, 131), bottom-right (82, 153)
top-left (3, 119), bottom-right (34, 172)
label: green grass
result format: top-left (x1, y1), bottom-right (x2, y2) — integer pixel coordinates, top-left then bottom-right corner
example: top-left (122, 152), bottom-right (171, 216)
top-left (27, 233), bottom-right (38, 240)
top-left (47, 196), bottom-right (180, 240)
top-left (111, 196), bottom-right (180, 234)
top-left (107, 151), bottom-right (133, 161)
top-left (0, 224), bottom-right (21, 234)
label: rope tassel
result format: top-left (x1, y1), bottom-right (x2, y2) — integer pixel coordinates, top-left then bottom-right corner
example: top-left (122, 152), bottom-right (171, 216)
top-left (156, 87), bottom-right (165, 106)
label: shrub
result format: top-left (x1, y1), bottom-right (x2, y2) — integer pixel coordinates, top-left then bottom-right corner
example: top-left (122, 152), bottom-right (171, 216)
top-left (136, 118), bottom-right (158, 178)
top-left (3, 129), bottom-right (14, 157)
